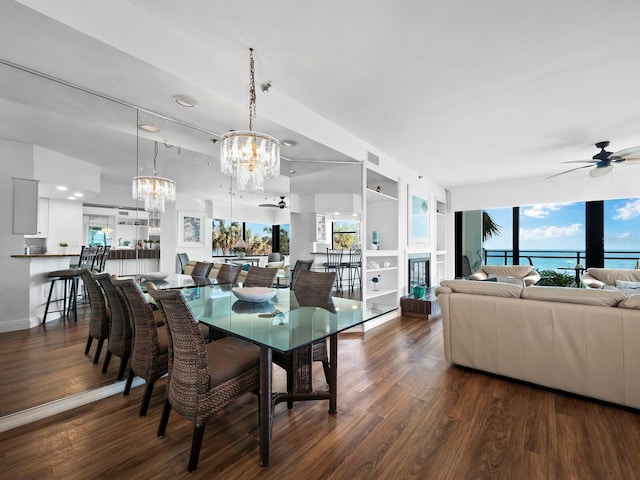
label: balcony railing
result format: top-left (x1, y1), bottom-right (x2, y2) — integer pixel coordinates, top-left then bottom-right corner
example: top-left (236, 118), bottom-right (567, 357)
top-left (483, 250), bottom-right (640, 271)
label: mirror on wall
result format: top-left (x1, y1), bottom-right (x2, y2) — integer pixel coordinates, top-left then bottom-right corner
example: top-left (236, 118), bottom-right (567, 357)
top-left (0, 59), bottom-right (361, 419)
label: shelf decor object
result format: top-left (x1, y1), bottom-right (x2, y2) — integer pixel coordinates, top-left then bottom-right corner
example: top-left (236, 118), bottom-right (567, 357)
top-left (220, 48), bottom-right (280, 193)
top-left (372, 230), bottom-right (379, 250)
top-left (132, 141), bottom-right (176, 212)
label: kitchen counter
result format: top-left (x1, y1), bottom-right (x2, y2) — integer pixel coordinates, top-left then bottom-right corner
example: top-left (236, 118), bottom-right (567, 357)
top-left (11, 253), bottom-right (79, 258)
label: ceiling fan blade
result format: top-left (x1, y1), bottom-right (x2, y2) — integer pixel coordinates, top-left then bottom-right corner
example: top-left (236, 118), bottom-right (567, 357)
top-left (258, 203), bottom-right (277, 208)
top-left (612, 146), bottom-right (640, 159)
top-left (562, 160), bottom-right (598, 164)
top-left (589, 165), bottom-right (614, 177)
top-left (546, 164), bottom-right (593, 179)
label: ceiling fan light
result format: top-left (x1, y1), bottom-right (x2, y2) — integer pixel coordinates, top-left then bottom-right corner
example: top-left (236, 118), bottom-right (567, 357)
top-left (589, 165), bottom-right (613, 177)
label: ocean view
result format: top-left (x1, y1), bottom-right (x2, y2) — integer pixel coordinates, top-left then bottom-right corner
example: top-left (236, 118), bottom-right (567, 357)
top-left (485, 250), bottom-right (640, 272)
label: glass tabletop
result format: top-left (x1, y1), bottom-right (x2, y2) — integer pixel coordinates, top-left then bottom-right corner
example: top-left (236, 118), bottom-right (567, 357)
top-left (184, 285), bottom-right (395, 353)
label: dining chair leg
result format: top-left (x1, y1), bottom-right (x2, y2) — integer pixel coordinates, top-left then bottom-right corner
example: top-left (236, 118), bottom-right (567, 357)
top-left (116, 355), bottom-right (129, 381)
top-left (139, 380), bottom-right (156, 417)
top-left (123, 367), bottom-right (135, 396)
top-left (101, 351), bottom-right (112, 373)
top-left (157, 399), bottom-right (172, 436)
top-left (188, 424), bottom-right (206, 471)
top-left (93, 338), bottom-right (105, 364)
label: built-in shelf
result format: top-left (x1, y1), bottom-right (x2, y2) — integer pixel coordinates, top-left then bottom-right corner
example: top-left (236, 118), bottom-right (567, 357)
top-left (367, 266), bottom-right (397, 274)
top-left (436, 250), bottom-right (447, 256)
top-left (366, 249), bottom-right (398, 256)
top-left (366, 288), bottom-right (397, 300)
top-left (366, 188), bottom-right (397, 202)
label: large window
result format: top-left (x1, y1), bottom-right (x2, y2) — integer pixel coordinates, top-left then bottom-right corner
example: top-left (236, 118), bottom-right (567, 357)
top-left (213, 219), bottom-right (288, 256)
top-left (278, 224), bottom-right (290, 255)
top-left (212, 219), bottom-right (241, 255)
top-left (332, 219), bottom-right (359, 249)
top-left (519, 202), bottom-right (585, 269)
top-left (244, 222), bottom-right (273, 254)
top-left (604, 197), bottom-right (640, 268)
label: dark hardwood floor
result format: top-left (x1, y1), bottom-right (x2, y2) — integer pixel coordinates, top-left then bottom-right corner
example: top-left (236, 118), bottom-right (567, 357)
top-left (1, 310), bottom-right (640, 479)
top-left (0, 308), bottom-right (116, 416)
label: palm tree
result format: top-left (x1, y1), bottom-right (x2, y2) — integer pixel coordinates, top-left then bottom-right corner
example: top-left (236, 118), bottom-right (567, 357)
top-left (482, 211), bottom-right (501, 242)
top-left (212, 219), bottom-right (241, 255)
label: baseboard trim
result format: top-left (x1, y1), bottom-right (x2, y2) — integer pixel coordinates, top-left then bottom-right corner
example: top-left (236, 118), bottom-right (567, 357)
top-left (0, 377), bottom-right (145, 433)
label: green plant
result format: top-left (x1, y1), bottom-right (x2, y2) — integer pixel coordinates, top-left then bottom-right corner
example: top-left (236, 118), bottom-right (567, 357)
top-left (536, 269), bottom-right (574, 287)
top-left (58, 242), bottom-right (68, 247)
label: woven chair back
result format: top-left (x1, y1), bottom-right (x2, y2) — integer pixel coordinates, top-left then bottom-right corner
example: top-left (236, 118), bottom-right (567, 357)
top-left (117, 279), bottom-right (167, 381)
top-left (191, 261), bottom-right (213, 278)
top-left (290, 259), bottom-right (313, 289)
top-left (79, 269), bottom-right (109, 340)
top-left (96, 273), bottom-right (131, 358)
top-left (215, 263), bottom-right (241, 284)
top-left (148, 288), bottom-right (209, 413)
top-left (244, 266), bottom-right (277, 287)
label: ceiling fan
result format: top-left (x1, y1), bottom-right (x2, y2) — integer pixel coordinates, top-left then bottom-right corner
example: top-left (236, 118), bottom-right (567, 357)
top-left (259, 196), bottom-right (289, 209)
top-left (549, 141), bottom-right (640, 179)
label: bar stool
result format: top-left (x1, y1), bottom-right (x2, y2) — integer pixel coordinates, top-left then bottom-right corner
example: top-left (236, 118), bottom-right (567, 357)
top-left (323, 248), bottom-right (344, 293)
top-left (42, 246), bottom-right (99, 323)
top-left (341, 248), bottom-right (362, 291)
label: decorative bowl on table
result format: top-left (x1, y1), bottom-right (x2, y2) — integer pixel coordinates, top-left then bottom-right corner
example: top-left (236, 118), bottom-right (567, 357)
top-left (140, 272), bottom-right (170, 281)
top-left (231, 286), bottom-right (276, 303)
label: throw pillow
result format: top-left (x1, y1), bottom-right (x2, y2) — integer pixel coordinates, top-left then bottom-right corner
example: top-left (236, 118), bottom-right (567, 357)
top-left (615, 280), bottom-right (640, 289)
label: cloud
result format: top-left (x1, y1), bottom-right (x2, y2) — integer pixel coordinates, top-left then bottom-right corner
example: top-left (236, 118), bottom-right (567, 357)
top-left (520, 223), bottom-right (582, 240)
top-left (613, 199), bottom-right (640, 220)
top-left (619, 232), bottom-right (631, 239)
top-left (522, 203), bottom-right (572, 219)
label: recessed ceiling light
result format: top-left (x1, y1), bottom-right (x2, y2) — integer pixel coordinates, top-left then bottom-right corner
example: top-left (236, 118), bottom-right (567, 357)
top-left (56, 186), bottom-right (68, 191)
top-left (139, 124), bottom-right (159, 133)
top-left (173, 95), bottom-right (198, 107)
top-left (67, 196), bottom-right (76, 200)
top-left (282, 140), bottom-right (297, 147)
top-left (73, 192), bottom-right (84, 197)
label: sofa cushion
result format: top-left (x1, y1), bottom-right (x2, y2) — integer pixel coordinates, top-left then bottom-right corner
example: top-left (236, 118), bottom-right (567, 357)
top-left (585, 268), bottom-right (640, 286)
top-left (482, 265), bottom-right (534, 277)
top-left (618, 294), bottom-right (640, 310)
top-left (615, 280), bottom-right (640, 289)
top-left (521, 286), bottom-right (624, 307)
top-left (439, 279), bottom-right (523, 298)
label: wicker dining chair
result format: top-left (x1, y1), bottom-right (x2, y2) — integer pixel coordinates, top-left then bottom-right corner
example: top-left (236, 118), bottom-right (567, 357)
top-left (243, 265), bottom-right (277, 287)
top-left (190, 261), bottom-right (213, 278)
top-left (96, 273), bottom-right (131, 381)
top-left (148, 287), bottom-right (260, 472)
top-left (215, 263), bottom-right (241, 284)
top-left (80, 269), bottom-right (110, 364)
top-left (323, 248), bottom-right (344, 293)
top-left (289, 259), bottom-right (313, 289)
top-left (116, 278), bottom-right (169, 417)
top-left (273, 269), bottom-right (336, 409)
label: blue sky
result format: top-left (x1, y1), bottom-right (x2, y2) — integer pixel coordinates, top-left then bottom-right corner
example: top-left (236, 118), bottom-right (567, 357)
top-left (484, 197), bottom-right (640, 251)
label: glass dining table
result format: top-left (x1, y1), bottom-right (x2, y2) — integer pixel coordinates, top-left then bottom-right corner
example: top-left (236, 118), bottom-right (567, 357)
top-left (145, 274), bottom-right (396, 466)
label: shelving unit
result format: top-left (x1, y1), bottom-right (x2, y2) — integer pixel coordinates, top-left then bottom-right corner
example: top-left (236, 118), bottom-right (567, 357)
top-left (365, 169), bottom-right (399, 308)
top-left (435, 199), bottom-right (447, 284)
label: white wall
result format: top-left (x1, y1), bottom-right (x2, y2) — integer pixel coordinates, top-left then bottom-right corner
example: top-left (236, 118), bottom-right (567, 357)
top-left (450, 171), bottom-right (640, 212)
top-left (0, 139), bottom-right (35, 329)
top-left (46, 199), bottom-right (83, 254)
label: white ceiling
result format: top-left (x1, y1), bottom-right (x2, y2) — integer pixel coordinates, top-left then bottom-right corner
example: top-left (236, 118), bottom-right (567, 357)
top-left (5, 0), bottom-right (640, 191)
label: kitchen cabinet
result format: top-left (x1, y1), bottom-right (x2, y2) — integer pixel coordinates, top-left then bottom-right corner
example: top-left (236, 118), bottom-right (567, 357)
top-left (24, 197), bottom-right (49, 238)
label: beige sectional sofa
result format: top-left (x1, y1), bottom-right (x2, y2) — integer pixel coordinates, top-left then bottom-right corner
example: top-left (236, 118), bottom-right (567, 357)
top-left (468, 265), bottom-right (541, 286)
top-left (436, 279), bottom-right (640, 408)
top-left (582, 267), bottom-right (640, 289)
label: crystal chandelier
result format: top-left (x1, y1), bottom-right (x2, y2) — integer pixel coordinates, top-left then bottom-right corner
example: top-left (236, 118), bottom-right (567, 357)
top-left (132, 141), bottom-right (176, 212)
top-left (221, 48), bottom-right (280, 193)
